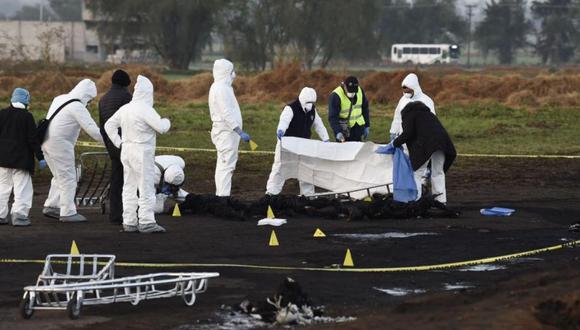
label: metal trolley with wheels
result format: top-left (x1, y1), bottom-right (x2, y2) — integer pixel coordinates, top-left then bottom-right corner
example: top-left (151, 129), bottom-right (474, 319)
top-left (21, 254), bottom-right (219, 320)
top-left (75, 152), bottom-right (111, 215)
top-left (302, 183), bottom-right (394, 200)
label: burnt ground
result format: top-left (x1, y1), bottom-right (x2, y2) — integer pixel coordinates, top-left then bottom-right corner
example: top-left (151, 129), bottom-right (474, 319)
top-left (0, 157), bottom-right (579, 329)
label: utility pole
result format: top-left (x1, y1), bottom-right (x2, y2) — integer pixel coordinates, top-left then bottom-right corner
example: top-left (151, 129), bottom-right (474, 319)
top-left (466, 4), bottom-right (476, 68)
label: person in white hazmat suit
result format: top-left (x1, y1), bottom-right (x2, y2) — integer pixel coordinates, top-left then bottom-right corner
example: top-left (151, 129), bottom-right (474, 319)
top-left (153, 155), bottom-right (188, 214)
top-left (266, 87), bottom-right (329, 196)
top-left (208, 59), bottom-right (251, 197)
top-left (42, 79), bottom-right (104, 222)
top-left (389, 73), bottom-right (435, 140)
top-left (105, 75), bottom-right (171, 233)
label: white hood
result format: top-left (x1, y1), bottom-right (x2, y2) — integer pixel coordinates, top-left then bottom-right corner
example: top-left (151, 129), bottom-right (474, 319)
top-left (298, 87), bottom-right (317, 109)
top-left (390, 73), bottom-right (435, 135)
top-left (401, 73), bottom-right (423, 96)
top-left (212, 59), bottom-right (234, 86)
top-left (133, 75), bottom-right (154, 106)
top-left (68, 79), bottom-right (97, 106)
top-left (164, 165), bottom-right (185, 185)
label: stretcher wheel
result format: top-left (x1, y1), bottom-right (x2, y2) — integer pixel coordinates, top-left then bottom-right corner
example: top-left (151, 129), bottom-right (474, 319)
top-left (67, 295), bottom-right (82, 320)
top-left (20, 293), bottom-right (34, 319)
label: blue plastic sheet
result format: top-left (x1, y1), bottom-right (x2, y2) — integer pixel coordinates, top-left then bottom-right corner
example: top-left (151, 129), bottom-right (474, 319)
top-left (480, 207), bottom-right (515, 216)
top-left (376, 144), bottom-right (417, 203)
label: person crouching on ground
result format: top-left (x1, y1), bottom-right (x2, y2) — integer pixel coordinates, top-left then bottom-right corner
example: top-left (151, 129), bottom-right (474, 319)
top-left (105, 75), bottom-right (171, 233)
top-left (391, 101), bottom-right (456, 204)
top-left (265, 87), bottom-right (330, 196)
top-left (153, 155), bottom-right (188, 214)
top-left (0, 88), bottom-right (47, 226)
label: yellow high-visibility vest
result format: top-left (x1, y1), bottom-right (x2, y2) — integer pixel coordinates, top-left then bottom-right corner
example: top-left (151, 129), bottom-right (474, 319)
top-left (333, 86), bottom-right (365, 127)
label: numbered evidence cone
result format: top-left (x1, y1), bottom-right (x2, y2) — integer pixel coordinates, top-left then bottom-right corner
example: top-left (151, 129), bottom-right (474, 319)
top-left (313, 228), bottom-right (326, 238)
top-left (343, 248), bottom-right (354, 267)
top-left (172, 203), bottom-right (182, 217)
top-left (249, 140), bottom-right (258, 151)
top-left (267, 205), bottom-right (275, 219)
top-left (269, 230), bottom-right (279, 246)
top-left (70, 240), bottom-right (80, 255)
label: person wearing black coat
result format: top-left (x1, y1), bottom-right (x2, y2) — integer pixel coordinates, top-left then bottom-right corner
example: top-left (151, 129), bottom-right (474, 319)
top-left (392, 101), bottom-right (456, 203)
top-left (0, 88), bottom-right (46, 226)
top-left (98, 70), bottom-right (132, 224)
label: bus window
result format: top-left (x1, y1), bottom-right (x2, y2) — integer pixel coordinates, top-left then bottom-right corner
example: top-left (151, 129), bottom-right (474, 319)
top-left (397, 49), bottom-right (402, 58)
top-left (403, 47), bottom-right (411, 54)
top-left (429, 48), bottom-right (438, 54)
top-left (420, 48), bottom-right (429, 54)
top-left (411, 48), bottom-right (419, 54)
top-left (393, 48), bottom-right (397, 54)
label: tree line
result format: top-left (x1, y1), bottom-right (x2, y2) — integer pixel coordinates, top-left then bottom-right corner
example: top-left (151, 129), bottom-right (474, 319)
top-left (81, 0), bottom-right (579, 69)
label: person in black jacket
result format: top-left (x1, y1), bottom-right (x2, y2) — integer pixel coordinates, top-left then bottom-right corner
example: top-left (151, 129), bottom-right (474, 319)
top-left (98, 70), bottom-right (132, 224)
top-left (392, 101), bottom-right (456, 203)
top-left (0, 88), bottom-right (46, 226)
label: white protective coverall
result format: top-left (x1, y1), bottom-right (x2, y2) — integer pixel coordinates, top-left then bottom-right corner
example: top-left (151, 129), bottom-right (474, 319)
top-left (105, 75), bottom-right (171, 227)
top-left (208, 59), bottom-right (242, 197)
top-left (153, 155), bottom-right (188, 214)
top-left (266, 87), bottom-right (329, 196)
top-left (43, 79), bottom-right (104, 217)
top-left (389, 73), bottom-right (436, 136)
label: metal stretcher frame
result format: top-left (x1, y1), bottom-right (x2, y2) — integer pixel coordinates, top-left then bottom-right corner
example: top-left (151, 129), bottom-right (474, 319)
top-left (303, 183), bottom-right (394, 200)
top-left (21, 254), bottom-right (219, 320)
top-left (75, 152), bottom-right (111, 214)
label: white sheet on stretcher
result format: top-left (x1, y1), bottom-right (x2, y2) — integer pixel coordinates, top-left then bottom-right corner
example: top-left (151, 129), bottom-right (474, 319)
top-left (280, 137), bottom-right (393, 199)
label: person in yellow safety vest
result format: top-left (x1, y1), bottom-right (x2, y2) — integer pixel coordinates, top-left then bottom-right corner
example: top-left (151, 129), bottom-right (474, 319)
top-left (328, 76), bottom-right (370, 142)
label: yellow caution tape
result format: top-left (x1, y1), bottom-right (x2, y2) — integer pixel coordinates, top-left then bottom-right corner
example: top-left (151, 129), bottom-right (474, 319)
top-left (76, 141), bottom-right (580, 159)
top-left (1, 240), bottom-right (577, 273)
top-left (75, 141), bottom-right (273, 155)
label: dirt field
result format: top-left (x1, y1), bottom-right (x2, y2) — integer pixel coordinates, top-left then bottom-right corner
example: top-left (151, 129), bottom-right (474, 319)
top-left (0, 156), bottom-right (579, 329)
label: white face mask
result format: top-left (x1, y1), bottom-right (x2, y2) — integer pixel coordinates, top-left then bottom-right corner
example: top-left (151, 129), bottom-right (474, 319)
top-left (403, 92), bottom-right (413, 99)
top-left (304, 103), bottom-right (313, 111)
top-left (231, 70), bottom-right (236, 81)
top-left (346, 92), bottom-right (355, 98)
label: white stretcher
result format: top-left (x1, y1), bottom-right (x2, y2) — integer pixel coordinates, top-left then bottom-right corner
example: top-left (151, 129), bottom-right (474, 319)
top-left (20, 254), bottom-right (219, 319)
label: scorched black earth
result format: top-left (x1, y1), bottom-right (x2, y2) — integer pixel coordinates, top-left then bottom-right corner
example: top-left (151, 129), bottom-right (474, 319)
top-left (0, 157), bottom-right (579, 329)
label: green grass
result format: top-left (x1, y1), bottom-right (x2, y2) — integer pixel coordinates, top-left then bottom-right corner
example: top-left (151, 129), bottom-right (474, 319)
top-left (18, 100), bottom-right (580, 156)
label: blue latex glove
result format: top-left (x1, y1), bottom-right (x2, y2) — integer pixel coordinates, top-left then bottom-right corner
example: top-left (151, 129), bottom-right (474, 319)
top-left (375, 143), bottom-right (395, 154)
top-left (277, 129), bottom-right (284, 140)
top-left (390, 133), bottom-right (397, 142)
top-left (161, 184), bottom-right (172, 195)
top-left (38, 159), bottom-right (47, 169)
top-left (336, 132), bottom-right (345, 142)
top-left (363, 127), bottom-right (370, 139)
top-left (238, 131), bottom-right (250, 142)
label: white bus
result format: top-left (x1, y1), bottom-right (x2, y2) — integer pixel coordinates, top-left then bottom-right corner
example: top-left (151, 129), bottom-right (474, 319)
top-left (390, 44), bottom-right (460, 65)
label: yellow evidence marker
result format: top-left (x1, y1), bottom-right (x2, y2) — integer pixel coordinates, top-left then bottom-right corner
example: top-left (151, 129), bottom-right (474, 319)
top-left (249, 140), bottom-right (258, 151)
top-left (267, 205), bottom-right (275, 219)
top-left (70, 240), bottom-right (80, 255)
top-left (172, 203), bottom-right (182, 217)
top-left (343, 248), bottom-right (354, 267)
top-left (313, 228), bottom-right (326, 238)
top-left (269, 230), bottom-right (279, 246)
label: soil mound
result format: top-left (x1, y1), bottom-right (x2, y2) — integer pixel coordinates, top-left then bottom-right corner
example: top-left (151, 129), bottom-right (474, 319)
top-left (2, 64), bottom-right (580, 107)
